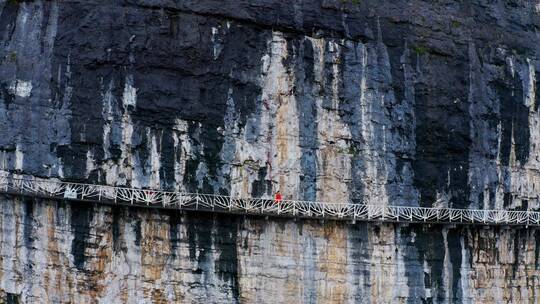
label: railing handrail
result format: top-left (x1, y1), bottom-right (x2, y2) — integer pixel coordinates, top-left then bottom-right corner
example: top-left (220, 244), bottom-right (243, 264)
top-left (0, 174), bottom-right (538, 226)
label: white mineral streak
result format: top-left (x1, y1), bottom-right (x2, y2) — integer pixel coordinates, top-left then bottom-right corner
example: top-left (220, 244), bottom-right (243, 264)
top-left (102, 73), bottom-right (191, 190)
top-left (101, 79), bottom-right (116, 184)
top-left (123, 75), bottom-right (137, 108)
top-left (226, 32), bottom-right (300, 198)
top-left (268, 33), bottom-right (300, 199)
top-left (435, 189), bottom-right (452, 208)
top-left (214, 88), bottom-right (238, 194)
top-left (118, 76), bottom-right (135, 185)
top-left (511, 58), bottom-right (540, 208)
top-left (525, 61), bottom-right (540, 209)
top-left (442, 228), bottom-right (453, 303)
top-left (211, 26), bottom-right (222, 60)
top-left (62, 55), bottom-right (74, 103)
top-left (391, 229), bottom-right (409, 301)
top-left (101, 79), bottom-right (114, 158)
top-left (357, 40), bottom-right (392, 206)
top-left (125, 218), bottom-right (143, 300)
top-left (0, 151), bottom-right (6, 170)
top-left (460, 234), bottom-right (471, 304)
top-left (14, 143), bottom-right (23, 171)
top-left (525, 58), bottom-right (536, 108)
top-left (0, 201), bottom-right (18, 295)
top-left (86, 149), bottom-right (95, 178)
top-left (310, 38), bottom-right (352, 203)
top-left (514, 59), bottom-right (540, 207)
top-left (132, 153), bottom-right (143, 189)
top-left (367, 225), bottom-right (396, 302)
top-left (149, 130), bottom-right (161, 188)
top-left (504, 58), bottom-right (540, 209)
top-left (8, 80), bottom-right (32, 98)
top-left (495, 120), bottom-right (506, 210)
top-left (100, 74), bottom-right (137, 186)
top-left (172, 119), bottom-right (190, 191)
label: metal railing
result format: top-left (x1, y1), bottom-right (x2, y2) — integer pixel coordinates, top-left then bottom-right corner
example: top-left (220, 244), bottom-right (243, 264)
top-left (0, 174), bottom-right (538, 226)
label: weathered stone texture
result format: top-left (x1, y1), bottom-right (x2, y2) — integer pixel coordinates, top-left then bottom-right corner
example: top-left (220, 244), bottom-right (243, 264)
top-left (1, 0), bottom-right (540, 302)
top-left (0, 196), bottom-right (539, 303)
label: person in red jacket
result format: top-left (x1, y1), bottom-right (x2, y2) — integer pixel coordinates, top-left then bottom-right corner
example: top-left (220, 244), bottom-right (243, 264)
top-left (274, 191), bottom-right (282, 204)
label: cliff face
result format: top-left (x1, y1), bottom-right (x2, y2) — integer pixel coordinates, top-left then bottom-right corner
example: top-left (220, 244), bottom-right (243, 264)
top-left (0, 0), bottom-right (540, 302)
top-left (0, 197), bottom-right (539, 303)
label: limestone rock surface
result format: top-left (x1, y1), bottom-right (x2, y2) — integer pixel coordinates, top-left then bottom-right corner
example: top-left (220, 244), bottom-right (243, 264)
top-left (1, 0), bottom-right (540, 302)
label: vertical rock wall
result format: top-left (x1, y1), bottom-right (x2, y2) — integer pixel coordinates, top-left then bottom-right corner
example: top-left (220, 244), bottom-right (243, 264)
top-left (0, 0), bottom-right (540, 302)
top-left (0, 196), bottom-right (539, 303)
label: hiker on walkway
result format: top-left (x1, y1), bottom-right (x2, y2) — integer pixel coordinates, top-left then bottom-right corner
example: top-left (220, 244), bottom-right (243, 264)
top-left (274, 191), bottom-right (282, 204)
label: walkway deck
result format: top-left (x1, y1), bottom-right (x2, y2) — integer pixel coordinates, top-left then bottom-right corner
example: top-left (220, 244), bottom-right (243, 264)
top-left (0, 174), bottom-right (538, 226)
